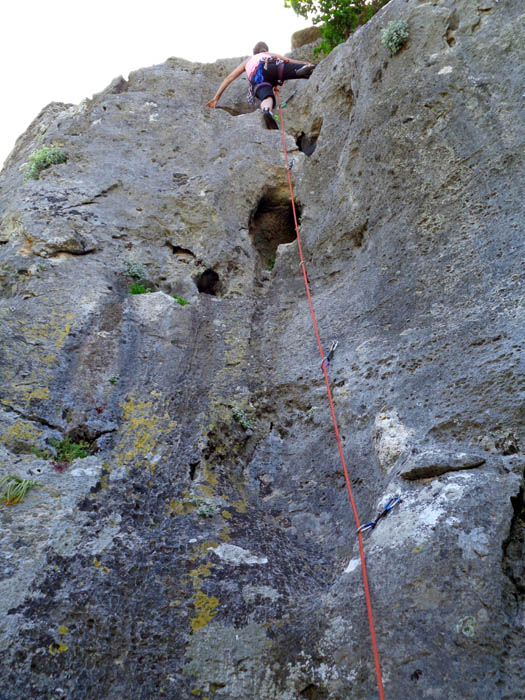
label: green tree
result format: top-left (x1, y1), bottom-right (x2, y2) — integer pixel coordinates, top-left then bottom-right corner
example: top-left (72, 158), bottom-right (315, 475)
top-left (285, 0), bottom-right (390, 55)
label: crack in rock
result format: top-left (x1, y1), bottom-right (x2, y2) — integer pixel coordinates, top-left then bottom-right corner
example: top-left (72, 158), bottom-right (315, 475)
top-left (400, 450), bottom-right (486, 480)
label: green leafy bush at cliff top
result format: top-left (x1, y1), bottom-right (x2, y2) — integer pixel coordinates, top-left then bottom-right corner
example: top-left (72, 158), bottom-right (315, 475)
top-left (24, 144), bottom-right (67, 180)
top-left (285, 0), bottom-right (390, 55)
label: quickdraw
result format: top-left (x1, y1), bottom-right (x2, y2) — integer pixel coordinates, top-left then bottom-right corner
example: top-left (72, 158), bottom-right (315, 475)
top-left (322, 340), bottom-right (338, 370)
top-left (357, 497), bottom-right (402, 534)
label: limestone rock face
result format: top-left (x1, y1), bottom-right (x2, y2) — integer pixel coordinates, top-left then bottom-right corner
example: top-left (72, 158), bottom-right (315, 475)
top-left (0, 1), bottom-right (523, 698)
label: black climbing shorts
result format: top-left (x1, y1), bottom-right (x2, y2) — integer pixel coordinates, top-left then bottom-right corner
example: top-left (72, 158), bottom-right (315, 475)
top-left (253, 61), bottom-right (311, 106)
top-left (254, 83), bottom-right (277, 107)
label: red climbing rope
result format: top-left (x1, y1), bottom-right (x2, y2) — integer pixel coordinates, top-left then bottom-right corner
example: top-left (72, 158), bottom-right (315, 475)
top-left (274, 87), bottom-right (386, 700)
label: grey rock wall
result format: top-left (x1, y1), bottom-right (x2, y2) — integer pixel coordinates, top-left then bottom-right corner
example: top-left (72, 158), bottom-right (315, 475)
top-left (0, 1), bottom-right (523, 698)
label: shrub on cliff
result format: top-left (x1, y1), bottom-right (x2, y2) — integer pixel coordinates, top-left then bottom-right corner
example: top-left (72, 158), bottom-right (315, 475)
top-left (285, 0), bottom-right (390, 55)
top-left (24, 144), bottom-right (67, 180)
top-left (381, 19), bottom-right (410, 54)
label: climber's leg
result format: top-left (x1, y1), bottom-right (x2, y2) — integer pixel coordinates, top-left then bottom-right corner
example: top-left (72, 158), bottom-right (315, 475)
top-left (260, 96), bottom-right (274, 112)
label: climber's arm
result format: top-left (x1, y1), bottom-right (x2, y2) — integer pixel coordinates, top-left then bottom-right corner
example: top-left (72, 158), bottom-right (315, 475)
top-left (207, 62), bottom-right (246, 108)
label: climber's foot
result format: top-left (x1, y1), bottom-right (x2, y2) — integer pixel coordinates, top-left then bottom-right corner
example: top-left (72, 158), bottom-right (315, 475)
top-left (296, 64), bottom-right (315, 78)
top-left (262, 109), bottom-right (279, 130)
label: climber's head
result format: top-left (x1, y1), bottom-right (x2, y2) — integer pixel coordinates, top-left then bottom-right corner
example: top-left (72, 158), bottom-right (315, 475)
top-left (253, 41), bottom-right (269, 55)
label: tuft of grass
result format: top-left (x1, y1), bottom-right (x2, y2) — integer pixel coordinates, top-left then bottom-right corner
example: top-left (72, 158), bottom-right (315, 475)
top-left (108, 374), bottom-right (120, 385)
top-left (381, 20), bottom-right (410, 55)
top-left (24, 145), bottom-right (67, 181)
top-left (0, 474), bottom-right (38, 506)
top-left (265, 258), bottom-right (275, 271)
top-left (49, 437), bottom-right (91, 463)
top-left (128, 283), bottom-right (150, 295)
top-left (173, 294), bottom-right (190, 306)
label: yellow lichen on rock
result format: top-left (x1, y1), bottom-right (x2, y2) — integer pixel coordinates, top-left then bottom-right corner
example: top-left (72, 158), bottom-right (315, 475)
top-left (0, 308), bottom-right (76, 407)
top-left (0, 420), bottom-right (42, 452)
top-left (167, 499), bottom-right (188, 516)
top-left (201, 463), bottom-right (218, 487)
top-left (190, 591), bottom-right (219, 632)
top-left (116, 396), bottom-right (176, 468)
top-left (189, 562), bottom-right (212, 581)
top-left (233, 500), bottom-right (247, 514)
top-left (218, 527), bottom-right (231, 543)
top-left (196, 483), bottom-right (214, 499)
top-left (185, 544), bottom-right (220, 633)
top-left (48, 643), bottom-right (68, 655)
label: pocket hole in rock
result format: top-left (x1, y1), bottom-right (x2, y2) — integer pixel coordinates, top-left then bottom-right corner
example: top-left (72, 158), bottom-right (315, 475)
top-left (189, 461), bottom-right (199, 480)
top-left (196, 269), bottom-right (220, 295)
top-left (250, 184), bottom-right (302, 270)
top-left (296, 116), bottom-right (323, 156)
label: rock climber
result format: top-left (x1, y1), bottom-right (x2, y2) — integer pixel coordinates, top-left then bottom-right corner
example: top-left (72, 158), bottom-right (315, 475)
top-left (206, 41), bottom-right (315, 130)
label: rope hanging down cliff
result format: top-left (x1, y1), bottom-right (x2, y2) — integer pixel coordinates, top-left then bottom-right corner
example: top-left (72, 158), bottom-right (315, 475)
top-left (274, 86), bottom-right (386, 700)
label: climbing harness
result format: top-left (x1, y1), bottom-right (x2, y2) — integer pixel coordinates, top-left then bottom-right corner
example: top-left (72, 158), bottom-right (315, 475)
top-left (275, 86), bottom-right (386, 700)
top-left (248, 57), bottom-right (286, 105)
top-left (321, 340), bottom-right (338, 370)
top-left (357, 497), bottom-right (402, 534)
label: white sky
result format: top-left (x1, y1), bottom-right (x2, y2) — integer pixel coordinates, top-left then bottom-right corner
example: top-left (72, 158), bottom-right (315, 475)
top-left (1, 0), bottom-right (311, 169)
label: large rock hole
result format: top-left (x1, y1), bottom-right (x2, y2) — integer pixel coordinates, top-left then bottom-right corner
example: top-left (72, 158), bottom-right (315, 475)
top-left (249, 185), bottom-right (301, 269)
top-left (196, 268), bottom-right (220, 295)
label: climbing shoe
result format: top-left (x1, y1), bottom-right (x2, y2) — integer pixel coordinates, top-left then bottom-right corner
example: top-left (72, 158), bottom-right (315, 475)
top-left (262, 108), bottom-right (279, 130)
top-left (296, 64), bottom-right (315, 78)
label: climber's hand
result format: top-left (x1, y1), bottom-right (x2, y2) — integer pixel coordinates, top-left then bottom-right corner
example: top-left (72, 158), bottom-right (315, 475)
top-left (207, 98), bottom-right (218, 108)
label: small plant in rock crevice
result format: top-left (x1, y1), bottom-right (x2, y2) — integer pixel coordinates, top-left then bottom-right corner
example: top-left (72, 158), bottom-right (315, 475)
top-left (125, 259), bottom-right (151, 294)
top-left (232, 405), bottom-right (255, 431)
top-left (183, 495), bottom-right (218, 518)
top-left (49, 437), bottom-right (91, 463)
top-left (128, 283), bottom-right (151, 295)
top-left (197, 502), bottom-right (218, 518)
top-left (36, 437), bottom-right (92, 472)
top-left (173, 294), bottom-right (190, 306)
top-left (304, 406), bottom-right (319, 422)
top-left (125, 259), bottom-right (148, 281)
top-left (381, 20), bottom-right (410, 55)
top-left (24, 145), bottom-right (67, 181)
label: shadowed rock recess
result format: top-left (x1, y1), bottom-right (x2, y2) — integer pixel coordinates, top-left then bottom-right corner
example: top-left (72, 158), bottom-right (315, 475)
top-left (0, 1), bottom-right (523, 698)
